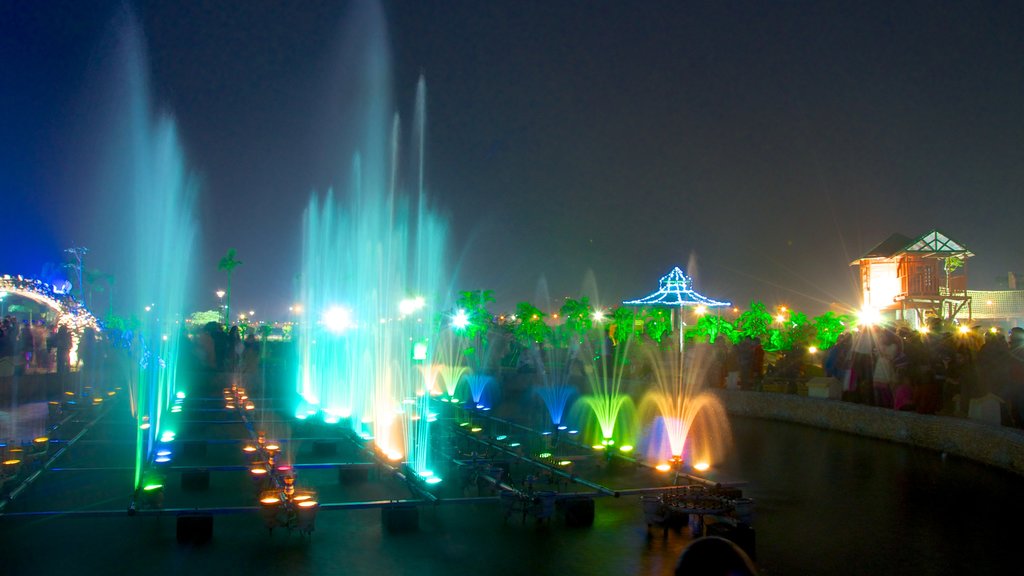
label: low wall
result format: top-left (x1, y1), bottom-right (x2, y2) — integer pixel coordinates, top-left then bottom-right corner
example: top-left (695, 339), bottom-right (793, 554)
top-left (714, 389), bottom-right (1024, 476)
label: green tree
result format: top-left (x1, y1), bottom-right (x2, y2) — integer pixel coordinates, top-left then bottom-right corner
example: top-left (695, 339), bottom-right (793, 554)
top-left (455, 289), bottom-right (495, 345)
top-left (218, 248), bottom-right (243, 326)
top-left (609, 306), bottom-right (637, 346)
top-left (812, 311), bottom-right (853, 350)
top-left (688, 314), bottom-right (738, 344)
top-left (560, 297), bottom-right (594, 341)
top-left (736, 301), bottom-right (772, 341)
top-left (455, 289), bottom-right (496, 368)
top-left (513, 302), bottom-right (551, 346)
top-left (641, 307), bottom-right (672, 343)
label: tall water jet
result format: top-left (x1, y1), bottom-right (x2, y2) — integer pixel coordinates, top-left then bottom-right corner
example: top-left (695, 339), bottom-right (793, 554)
top-left (87, 11), bottom-right (198, 493)
top-left (296, 6), bottom-right (450, 482)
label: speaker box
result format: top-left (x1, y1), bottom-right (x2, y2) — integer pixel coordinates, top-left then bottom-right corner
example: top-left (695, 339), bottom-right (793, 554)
top-left (176, 514), bottom-right (213, 545)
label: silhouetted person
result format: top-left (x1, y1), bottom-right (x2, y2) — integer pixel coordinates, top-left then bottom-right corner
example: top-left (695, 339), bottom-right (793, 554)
top-left (54, 325), bottom-right (72, 375)
top-left (675, 536), bottom-right (758, 576)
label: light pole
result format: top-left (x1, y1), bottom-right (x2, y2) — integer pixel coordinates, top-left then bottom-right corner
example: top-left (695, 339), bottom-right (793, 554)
top-left (216, 290), bottom-right (226, 324)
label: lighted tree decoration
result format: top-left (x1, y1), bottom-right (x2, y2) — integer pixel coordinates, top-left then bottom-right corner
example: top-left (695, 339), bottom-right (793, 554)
top-left (512, 301), bottom-right (551, 346)
top-left (736, 301), bottom-right (772, 342)
top-left (560, 296), bottom-right (594, 342)
top-left (766, 309), bottom-right (813, 352)
top-left (455, 289), bottom-right (496, 368)
top-left (641, 307), bottom-right (672, 344)
top-left (189, 310), bottom-right (222, 326)
top-left (688, 314), bottom-right (738, 344)
top-left (609, 306), bottom-right (638, 346)
top-left (217, 248), bottom-right (242, 327)
top-left (812, 311), bottom-right (853, 350)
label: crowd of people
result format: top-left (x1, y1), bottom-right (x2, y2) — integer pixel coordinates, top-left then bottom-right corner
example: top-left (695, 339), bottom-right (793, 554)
top-left (0, 315), bottom-right (75, 376)
top-left (821, 319), bottom-right (1024, 427)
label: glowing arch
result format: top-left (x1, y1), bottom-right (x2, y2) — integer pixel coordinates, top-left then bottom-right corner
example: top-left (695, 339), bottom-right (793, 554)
top-left (1, 274), bottom-right (100, 365)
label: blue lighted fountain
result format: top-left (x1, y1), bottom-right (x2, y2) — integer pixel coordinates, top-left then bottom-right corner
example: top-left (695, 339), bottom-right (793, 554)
top-left (295, 3), bottom-right (452, 483)
top-left (88, 11), bottom-right (198, 491)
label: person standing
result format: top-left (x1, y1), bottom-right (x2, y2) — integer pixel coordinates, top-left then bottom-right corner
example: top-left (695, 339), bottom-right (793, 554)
top-left (873, 330), bottom-right (898, 408)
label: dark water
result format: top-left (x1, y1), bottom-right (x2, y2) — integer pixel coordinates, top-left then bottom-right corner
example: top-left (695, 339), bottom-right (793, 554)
top-left (3, 384), bottom-right (1024, 576)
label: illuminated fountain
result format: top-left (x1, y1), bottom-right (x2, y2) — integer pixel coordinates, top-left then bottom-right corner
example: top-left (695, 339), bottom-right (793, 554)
top-left (638, 340), bottom-right (732, 473)
top-left (295, 26), bottom-right (450, 485)
top-left (577, 332), bottom-right (638, 455)
top-left (85, 12), bottom-right (197, 498)
top-left (624, 267), bottom-right (733, 473)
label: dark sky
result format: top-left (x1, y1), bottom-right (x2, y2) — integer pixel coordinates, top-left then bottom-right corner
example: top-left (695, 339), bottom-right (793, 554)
top-left (3, 0), bottom-right (1023, 320)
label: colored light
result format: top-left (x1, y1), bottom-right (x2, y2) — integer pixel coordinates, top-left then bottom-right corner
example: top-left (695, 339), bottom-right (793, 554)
top-left (558, 460), bottom-right (572, 466)
top-left (250, 467), bottom-right (268, 475)
top-left (694, 462), bottom-right (711, 472)
top-left (655, 463), bottom-right (672, 472)
top-left (323, 306), bottom-right (355, 334)
top-left (470, 427), bottom-right (482, 433)
top-left (496, 435), bottom-right (508, 441)
top-left (33, 436), bottom-right (49, 444)
top-left (538, 452), bottom-right (552, 459)
top-left (298, 500), bottom-right (318, 508)
top-left (808, 346), bottom-right (818, 354)
top-left (243, 445), bottom-right (257, 453)
top-left (155, 456), bottom-right (171, 463)
top-left (176, 391), bottom-right (186, 399)
top-left (156, 450), bottom-right (171, 457)
top-left (260, 496), bottom-right (280, 505)
top-left (2, 459), bottom-right (20, 466)
top-left (425, 477), bottom-right (442, 485)
top-left (451, 309), bottom-right (470, 330)
top-left (958, 325), bottom-right (970, 335)
top-left (858, 306), bottom-right (881, 326)
top-left (557, 425), bottom-right (568, 430)
top-left (619, 445), bottom-right (634, 453)
top-left (508, 442), bottom-right (521, 448)
top-left (592, 445), bottom-right (606, 450)
top-left (143, 483), bottom-right (163, 491)
top-left (413, 341), bottom-right (428, 361)
top-left (386, 450), bottom-right (403, 462)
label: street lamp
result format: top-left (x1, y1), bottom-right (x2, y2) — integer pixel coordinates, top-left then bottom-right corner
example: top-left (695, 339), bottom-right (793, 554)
top-left (216, 290), bottom-right (226, 324)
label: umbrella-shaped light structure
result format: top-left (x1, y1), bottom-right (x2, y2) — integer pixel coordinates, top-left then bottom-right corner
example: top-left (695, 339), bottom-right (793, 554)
top-left (622, 266), bottom-right (730, 346)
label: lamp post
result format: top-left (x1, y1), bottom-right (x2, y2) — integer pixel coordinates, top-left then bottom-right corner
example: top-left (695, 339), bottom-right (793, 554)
top-left (216, 290), bottom-right (226, 324)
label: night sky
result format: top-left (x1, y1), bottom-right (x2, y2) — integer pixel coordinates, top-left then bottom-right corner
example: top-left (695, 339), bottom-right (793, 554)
top-left (3, 0), bottom-right (1023, 321)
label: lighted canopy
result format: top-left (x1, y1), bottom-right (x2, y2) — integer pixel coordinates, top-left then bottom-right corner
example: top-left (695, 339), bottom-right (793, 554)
top-left (0, 274), bottom-right (100, 332)
top-left (623, 266), bottom-right (730, 348)
top-left (622, 267), bottom-right (730, 309)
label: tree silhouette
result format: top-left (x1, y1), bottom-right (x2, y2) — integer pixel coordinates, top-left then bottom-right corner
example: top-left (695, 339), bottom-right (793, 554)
top-left (218, 248), bottom-right (243, 326)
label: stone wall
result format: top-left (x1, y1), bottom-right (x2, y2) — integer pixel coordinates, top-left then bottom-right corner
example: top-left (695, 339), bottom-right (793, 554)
top-left (714, 389), bottom-right (1024, 476)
